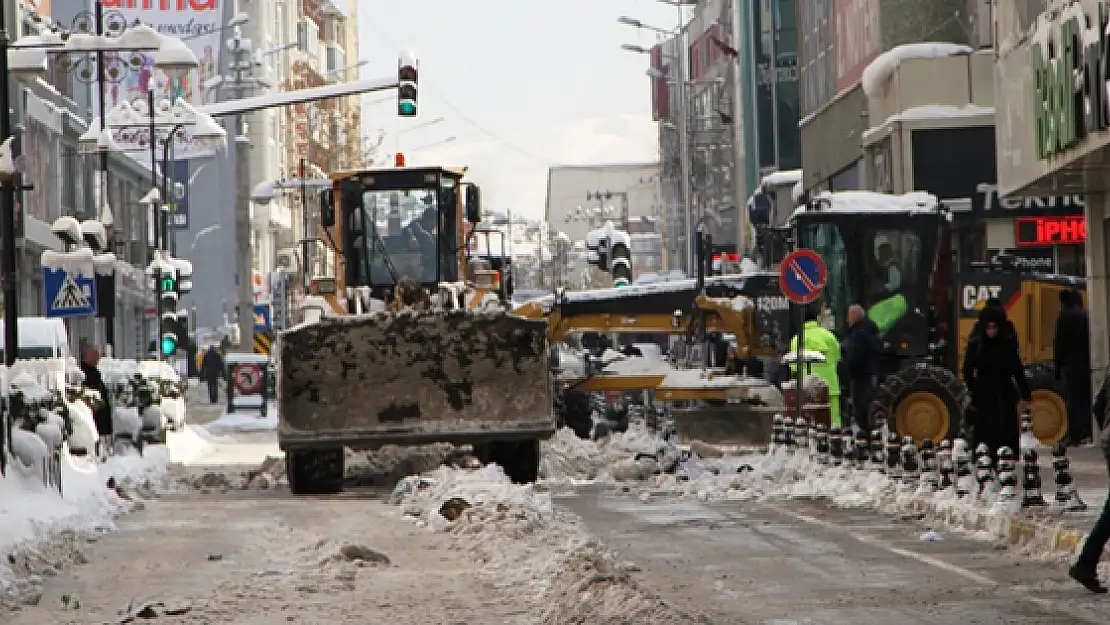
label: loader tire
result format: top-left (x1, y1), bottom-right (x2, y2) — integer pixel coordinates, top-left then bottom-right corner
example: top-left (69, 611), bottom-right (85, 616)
top-left (287, 448), bottom-right (344, 495)
top-left (872, 363), bottom-right (967, 444)
top-left (1025, 363), bottom-right (1068, 446)
top-left (481, 439), bottom-right (540, 484)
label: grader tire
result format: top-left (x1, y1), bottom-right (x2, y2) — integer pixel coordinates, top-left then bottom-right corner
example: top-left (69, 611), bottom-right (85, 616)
top-left (872, 364), bottom-right (968, 444)
top-left (1025, 363), bottom-right (1069, 446)
top-left (287, 448), bottom-right (344, 495)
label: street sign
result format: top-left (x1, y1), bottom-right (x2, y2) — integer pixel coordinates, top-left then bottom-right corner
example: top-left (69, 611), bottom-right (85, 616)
top-left (233, 363), bottom-right (263, 395)
top-left (43, 268), bottom-right (98, 318)
top-left (779, 249), bottom-right (827, 305)
top-left (253, 303), bottom-right (271, 333)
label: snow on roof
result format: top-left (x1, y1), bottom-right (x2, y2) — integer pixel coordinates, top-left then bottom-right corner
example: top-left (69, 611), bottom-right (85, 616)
top-left (863, 104), bottom-right (994, 142)
top-left (861, 43), bottom-right (973, 98)
top-left (791, 190), bottom-right (943, 221)
top-left (761, 169), bottom-right (802, 189)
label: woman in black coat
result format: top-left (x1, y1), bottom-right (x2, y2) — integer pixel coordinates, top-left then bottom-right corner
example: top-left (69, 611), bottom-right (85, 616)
top-left (962, 306), bottom-right (1032, 464)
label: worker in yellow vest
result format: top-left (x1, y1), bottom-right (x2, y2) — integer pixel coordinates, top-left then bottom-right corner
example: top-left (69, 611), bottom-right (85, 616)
top-left (789, 307), bottom-right (843, 427)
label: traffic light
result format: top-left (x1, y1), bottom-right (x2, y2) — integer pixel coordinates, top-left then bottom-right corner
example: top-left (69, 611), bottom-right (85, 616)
top-left (173, 258), bottom-right (193, 296)
top-left (398, 52), bottom-right (418, 117)
top-left (159, 269), bottom-right (180, 357)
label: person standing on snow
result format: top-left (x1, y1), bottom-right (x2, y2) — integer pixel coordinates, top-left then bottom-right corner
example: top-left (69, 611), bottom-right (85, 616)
top-left (789, 307), bottom-right (842, 427)
top-left (962, 306), bottom-right (1031, 464)
top-left (845, 303), bottom-right (881, 433)
top-left (79, 345), bottom-right (113, 458)
top-left (1055, 288), bottom-right (1092, 446)
top-left (200, 345), bottom-right (225, 404)
top-left (1072, 377), bottom-right (1110, 593)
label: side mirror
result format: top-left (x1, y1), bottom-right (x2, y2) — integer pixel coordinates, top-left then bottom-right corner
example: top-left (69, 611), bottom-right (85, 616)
top-left (319, 189), bottom-right (335, 228)
top-left (465, 184), bottom-right (481, 223)
top-left (340, 179), bottom-right (363, 233)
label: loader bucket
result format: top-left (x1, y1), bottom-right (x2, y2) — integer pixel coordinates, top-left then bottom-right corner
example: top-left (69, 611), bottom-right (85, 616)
top-left (669, 403), bottom-right (780, 448)
top-left (277, 310), bottom-right (553, 449)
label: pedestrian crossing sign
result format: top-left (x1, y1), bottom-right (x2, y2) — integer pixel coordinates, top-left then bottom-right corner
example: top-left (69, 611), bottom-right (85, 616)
top-left (43, 267), bottom-right (98, 318)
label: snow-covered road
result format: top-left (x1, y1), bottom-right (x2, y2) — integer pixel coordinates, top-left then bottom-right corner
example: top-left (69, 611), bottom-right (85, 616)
top-left (564, 490), bottom-right (1110, 624)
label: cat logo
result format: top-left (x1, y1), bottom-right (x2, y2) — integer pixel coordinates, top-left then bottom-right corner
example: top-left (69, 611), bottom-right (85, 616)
top-left (961, 285), bottom-right (1002, 311)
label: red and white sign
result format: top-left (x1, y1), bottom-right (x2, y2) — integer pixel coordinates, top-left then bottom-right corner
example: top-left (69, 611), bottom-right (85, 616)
top-left (233, 363), bottom-right (263, 395)
top-left (835, 0), bottom-right (881, 91)
top-left (1014, 215), bottom-right (1087, 247)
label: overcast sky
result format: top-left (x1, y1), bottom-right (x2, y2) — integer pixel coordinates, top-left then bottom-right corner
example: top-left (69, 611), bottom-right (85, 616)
top-left (355, 0), bottom-right (685, 220)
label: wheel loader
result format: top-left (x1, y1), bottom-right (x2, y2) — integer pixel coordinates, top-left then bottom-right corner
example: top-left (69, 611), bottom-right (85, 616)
top-left (275, 165), bottom-right (553, 494)
top-left (789, 191), bottom-right (1082, 444)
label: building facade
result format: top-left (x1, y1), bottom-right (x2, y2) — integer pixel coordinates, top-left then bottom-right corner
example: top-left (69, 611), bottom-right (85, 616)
top-left (994, 0), bottom-right (1110, 380)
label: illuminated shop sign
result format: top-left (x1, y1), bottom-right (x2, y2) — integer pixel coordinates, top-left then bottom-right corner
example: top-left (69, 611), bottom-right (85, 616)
top-left (1014, 215), bottom-right (1086, 246)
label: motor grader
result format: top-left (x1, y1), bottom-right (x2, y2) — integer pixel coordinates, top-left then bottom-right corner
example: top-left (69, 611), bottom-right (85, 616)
top-left (276, 165), bottom-right (553, 494)
top-left (511, 248), bottom-right (790, 445)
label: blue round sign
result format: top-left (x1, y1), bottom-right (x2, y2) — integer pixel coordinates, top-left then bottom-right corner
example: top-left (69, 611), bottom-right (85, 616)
top-left (779, 249), bottom-right (827, 305)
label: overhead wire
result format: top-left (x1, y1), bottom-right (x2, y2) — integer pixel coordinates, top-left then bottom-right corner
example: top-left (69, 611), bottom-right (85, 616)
top-left (355, 4), bottom-right (561, 165)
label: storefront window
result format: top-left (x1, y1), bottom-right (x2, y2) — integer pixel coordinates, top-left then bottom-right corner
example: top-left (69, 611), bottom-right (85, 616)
top-left (1057, 244), bottom-right (1086, 277)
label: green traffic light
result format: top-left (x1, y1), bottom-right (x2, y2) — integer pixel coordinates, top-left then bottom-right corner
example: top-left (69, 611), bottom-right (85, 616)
top-left (160, 335), bottom-right (177, 356)
top-left (399, 101), bottom-right (417, 117)
top-left (161, 277), bottom-right (176, 292)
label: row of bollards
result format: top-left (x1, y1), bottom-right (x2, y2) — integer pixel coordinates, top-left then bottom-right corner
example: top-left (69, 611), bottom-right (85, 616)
top-left (770, 414), bottom-right (1087, 510)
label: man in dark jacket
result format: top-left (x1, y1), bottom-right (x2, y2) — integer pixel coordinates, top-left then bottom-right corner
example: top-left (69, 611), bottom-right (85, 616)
top-left (1055, 288), bottom-right (1092, 445)
top-left (1072, 378), bottom-right (1110, 592)
top-left (79, 345), bottom-right (112, 457)
top-left (962, 306), bottom-right (1031, 464)
top-left (200, 345), bottom-right (224, 404)
top-left (845, 303), bottom-right (881, 432)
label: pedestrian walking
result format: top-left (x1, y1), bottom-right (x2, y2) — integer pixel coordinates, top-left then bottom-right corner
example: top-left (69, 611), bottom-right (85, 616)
top-left (844, 303), bottom-right (881, 432)
top-left (788, 307), bottom-right (842, 427)
top-left (962, 306), bottom-right (1031, 464)
top-left (79, 345), bottom-right (113, 458)
top-left (200, 345), bottom-right (224, 404)
top-left (1055, 288), bottom-right (1092, 446)
top-left (1073, 378), bottom-right (1110, 592)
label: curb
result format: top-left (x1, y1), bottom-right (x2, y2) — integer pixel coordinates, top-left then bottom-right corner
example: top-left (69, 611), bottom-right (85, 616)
top-left (898, 493), bottom-right (1092, 557)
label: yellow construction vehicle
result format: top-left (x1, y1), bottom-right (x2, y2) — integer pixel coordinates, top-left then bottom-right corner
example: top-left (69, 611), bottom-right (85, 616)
top-left (276, 165), bottom-right (553, 494)
top-left (791, 191), bottom-right (1081, 444)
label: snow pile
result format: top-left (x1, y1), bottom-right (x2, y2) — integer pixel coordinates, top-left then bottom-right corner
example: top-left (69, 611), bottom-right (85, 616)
top-left (540, 425), bottom-right (678, 484)
top-left (395, 464), bottom-right (707, 623)
top-left (0, 447), bottom-right (171, 605)
top-left (861, 42), bottom-right (973, 98)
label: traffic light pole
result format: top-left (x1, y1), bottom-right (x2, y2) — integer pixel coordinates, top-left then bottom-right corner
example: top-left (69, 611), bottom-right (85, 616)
top-left (149, 89), bottom-right (165, 361)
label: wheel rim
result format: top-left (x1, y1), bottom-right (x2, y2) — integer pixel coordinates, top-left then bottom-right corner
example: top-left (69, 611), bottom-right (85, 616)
top-left (1030, 389), bottom-right (1068, 445)
top-left (894, 391), bottom-right (950, 443)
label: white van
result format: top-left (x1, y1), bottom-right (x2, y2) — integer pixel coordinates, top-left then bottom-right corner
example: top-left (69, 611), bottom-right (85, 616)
top-left (0, 317), bottom-right (71, 361)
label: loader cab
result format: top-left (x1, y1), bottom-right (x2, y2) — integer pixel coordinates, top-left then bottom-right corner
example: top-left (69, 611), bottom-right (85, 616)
top-left (791, 203), bottom-right (951, 374)
top-left (332, 166), bottom-right (480, 304)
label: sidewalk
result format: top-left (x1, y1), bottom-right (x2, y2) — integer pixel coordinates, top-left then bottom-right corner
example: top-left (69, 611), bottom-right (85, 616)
top-left (183, 381), bottom-right (225, 426)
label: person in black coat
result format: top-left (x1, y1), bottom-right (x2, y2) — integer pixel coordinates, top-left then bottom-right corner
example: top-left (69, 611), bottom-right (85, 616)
top-left (969, 297), bottom-right (1020, 352)
top-left (200, 345), bottom-right (225, 404)
top-left (844, 303), bottom-right (881, 432)
top-left (962, 306), bottom-right (1032, 464)
top-left (1055, 288), bottom-right (1092, 445)
top-left (79, 346), bottom-right (112, 453)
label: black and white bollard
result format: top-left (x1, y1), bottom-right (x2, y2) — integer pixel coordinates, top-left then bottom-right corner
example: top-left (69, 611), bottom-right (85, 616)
top-left (771, 414), bottom-right (785, 450)
top-left (938, 439), bottom-right (954, 490)
top-left (841, 428), bottom-right (856, 468)
top-left (783, 417), bottom-right (795, 452)
top-left (794, 418), bottom-right (810, 456)
top-left (1019, 409), bottom-right (1038, 451)
top-left (1052, 444), bottom-right (1088, 511)
top-left (814, 424), bottom-right (830, 465)
top-left (974, 443), bottom-right (995, 497)
top-left (900, 437), bottom-right (920, 487)
top-left (1020, 447), bottom-right (1047, 507)
top-left (807, 421), bottom-right (818, 457)
top-left (953, 438), bottom-right (973, 498)
top-left (886, 432), bottom-right (902, 481)
top-left (919, 439), bottom-right (939, 492)
top-left (870, 429), bottom-right (885, 473)
top-left (997, 446), bottom-right (1018, 503)
top-left (829, 427), bottom-right (843, 466)
top-left (855, 429), bottom-right (870, 470)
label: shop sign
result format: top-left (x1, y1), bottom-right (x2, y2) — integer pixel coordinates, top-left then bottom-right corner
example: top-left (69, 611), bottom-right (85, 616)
top-left (1014, 215), bottom-right (1087, 246)
top-left (993, 247), bottom-right (1056, 273)
top-left (973, 183), bottom-right (1084, 216)
top-left (1032, 2), bottom-right (1110, 160)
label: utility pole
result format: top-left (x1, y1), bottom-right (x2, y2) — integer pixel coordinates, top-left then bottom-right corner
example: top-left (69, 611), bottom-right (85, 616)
top-left (675, 4), bottom-right (694, 277)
